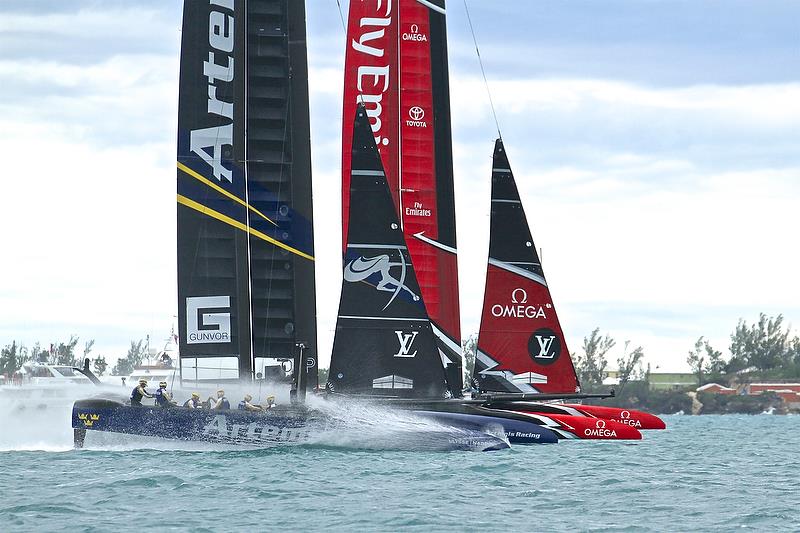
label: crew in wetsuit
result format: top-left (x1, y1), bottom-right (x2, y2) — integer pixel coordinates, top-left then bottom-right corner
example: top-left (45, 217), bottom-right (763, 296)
top-left (238, 394), bottom-right (263, 412)
top-left (183, 392), bottom-right (201, 408)
top-left (209, 389), bottom-right (230, 410)
top-left (153, 381), bottom-right (176, 408)
top-left (130, 379), bottom-right (152, 407)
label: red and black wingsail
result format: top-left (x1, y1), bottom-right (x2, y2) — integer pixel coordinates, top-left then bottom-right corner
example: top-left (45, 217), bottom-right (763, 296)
top-left (474, 140), bottom-right (580, 395)
top-left (327, 105), bottom-right (449, 399)
top-left (342, 0), bottom-right (462, 393)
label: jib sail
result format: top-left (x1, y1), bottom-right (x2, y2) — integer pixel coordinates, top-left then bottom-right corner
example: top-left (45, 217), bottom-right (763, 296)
top-left (474, 140), bottom-right (580, 394)
top-left (342, 0), bottom-right (462, 393)
top-left (176, 0), bottom-right (317, 386)
top-left (327, 104), bottom-right (449, 399)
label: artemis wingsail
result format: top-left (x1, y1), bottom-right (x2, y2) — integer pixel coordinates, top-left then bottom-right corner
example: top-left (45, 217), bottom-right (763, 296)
top-left (176, 0), bottom-right (317, 386)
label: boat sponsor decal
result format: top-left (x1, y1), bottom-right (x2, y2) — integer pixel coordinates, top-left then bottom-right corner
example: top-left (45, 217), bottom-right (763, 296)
top-left (610, 410), bottom-right (643, 428)
top-left (202, 415), bottom-right (306, 442)
top-left (583, 419), bottom-right (618, 438)
top-left (349, 0), bottom-right (395, 149)
top-left (189, 0), bottom-right (236, 183)
top-left (490, 288), bottom-right (551, 320)
top-left (528, 328), bottom-right (561, 365)
top-left (77, 413), bottom-right (100, 427)
top-left (343, 252), bottom-right (420, 310)
top-left (186, 296), bottom-right (231, 344)
top-left (406, 105), bottom-right (428, 128)
top-left (405, 201), bottom-right (432, 217)
top-left (342, 0), bottom-right (400, 246)
top-left (402, 23), bottom-right (428, 42)
top-left (393, 330), bottom-right (419, 358)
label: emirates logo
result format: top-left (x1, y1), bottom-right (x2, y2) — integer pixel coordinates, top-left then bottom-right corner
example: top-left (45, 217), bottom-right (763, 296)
top-left (408, 106), bottom-right (425, 121)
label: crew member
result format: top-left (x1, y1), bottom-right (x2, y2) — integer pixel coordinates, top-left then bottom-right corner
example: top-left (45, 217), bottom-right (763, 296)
top-left (264, 395), bottom-right (276, 410)
top-left (209, 389), bottom-right (230, 410)
top-left (130, 378), bottom-right (152, 407)
top-left (183, 392), bottom-right (201, 409)
top-left (154, 381), bottom-right (176, 408)
top-left (238, 394), bottom-right (263, 412)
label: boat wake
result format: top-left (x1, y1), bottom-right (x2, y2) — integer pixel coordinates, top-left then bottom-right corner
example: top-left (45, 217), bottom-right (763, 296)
top-left (302, 397), bottom-right (509, 452)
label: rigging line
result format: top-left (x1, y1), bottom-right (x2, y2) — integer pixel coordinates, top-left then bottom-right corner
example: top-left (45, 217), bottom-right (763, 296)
top-left (334, 0), bottom-right (347, 35)
top-left (462, 0), bottom-right (502, 140)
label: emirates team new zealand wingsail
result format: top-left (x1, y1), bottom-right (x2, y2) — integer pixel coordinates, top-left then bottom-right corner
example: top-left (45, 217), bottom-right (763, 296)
top-left (474, 140), bottom-right (663, 434)
top-left (328, 105), bottom-right (449, 398)
top-left (327, 106), bottom-right (557, 445)
top-left (342, 0), bottom-right (463, 394)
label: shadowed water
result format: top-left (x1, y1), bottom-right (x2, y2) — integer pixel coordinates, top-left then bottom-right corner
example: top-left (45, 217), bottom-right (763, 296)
top-left (2, 403), bottom-right (799, 531)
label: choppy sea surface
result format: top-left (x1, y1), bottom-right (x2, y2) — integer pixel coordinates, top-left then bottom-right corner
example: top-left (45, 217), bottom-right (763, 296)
top-left (1, 397), bottom-right (799, 532)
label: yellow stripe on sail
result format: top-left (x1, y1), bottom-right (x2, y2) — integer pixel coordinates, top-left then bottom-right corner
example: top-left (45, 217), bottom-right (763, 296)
top-left (177, 161), bottom-right (278, 227)
top-left (177, 194), bottom-right (314, 261)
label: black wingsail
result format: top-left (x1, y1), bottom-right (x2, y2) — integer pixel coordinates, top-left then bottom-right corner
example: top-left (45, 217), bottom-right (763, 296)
top-left (176, 0), bottom-right (317, 385)
top-left (327, 105), bottom-right (449, 398)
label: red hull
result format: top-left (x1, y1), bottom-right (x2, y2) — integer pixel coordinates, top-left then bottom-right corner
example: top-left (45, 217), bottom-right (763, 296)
top-left (562, 404), bottom-right (666, 430)
top-left (505, 410), bottom-right (641, 440)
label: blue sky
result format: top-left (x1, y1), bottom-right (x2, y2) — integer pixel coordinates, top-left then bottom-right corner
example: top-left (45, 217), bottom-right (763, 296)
top-left (0, 0), bottom-right (798, 371)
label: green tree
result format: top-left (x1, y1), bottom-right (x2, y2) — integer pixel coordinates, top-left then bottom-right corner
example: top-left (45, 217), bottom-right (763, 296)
top-left (0, 341), bottom-right (21, 376)
top-left (111, 357), bottom-right (133, 376)
top-left (574, 328), bottom-right (615, 389)
top-left (29, 342), bottom-right (46, 363)
top-left (54, 336), bottom-right (80, 366)
top-left (93, 355), bottom-right (108, 376)
top-left (729, 314), bottom-right (793, 374)
top-left (461, 333), bottom-right (478, 386)
top-left (126, 339), bottom-right (146, 367)
top-left (617, 341), bottom-right (644, 393)
top-left (318, 367), bottom-right (329, 387)
top-left (687, 337), bottom-right (706, 386)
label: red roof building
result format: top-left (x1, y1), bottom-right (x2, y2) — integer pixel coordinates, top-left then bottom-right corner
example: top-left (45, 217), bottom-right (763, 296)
top-left (696, 383), bottom-right (737, 395)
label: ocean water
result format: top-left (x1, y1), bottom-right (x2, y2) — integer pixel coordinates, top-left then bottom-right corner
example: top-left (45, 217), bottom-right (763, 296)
top-left (1, 400), bottom-right (799, 532)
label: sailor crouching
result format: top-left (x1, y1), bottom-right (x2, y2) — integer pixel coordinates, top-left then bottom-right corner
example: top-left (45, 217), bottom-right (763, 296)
top-left (130, 379), bottom-right (153, 407)
top-left (263, 395), bottom-right (276, 410)
top-left (154, 381), bottom-right (177, 408)
top-left (238, 394), bottom-right (263, 412)
top-left (183, 392), bottom-right (201, 409)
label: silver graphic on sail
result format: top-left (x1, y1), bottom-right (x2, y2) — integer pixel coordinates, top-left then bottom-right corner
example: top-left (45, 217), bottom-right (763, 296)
top-left (344, 250), bottom-right (420, 310)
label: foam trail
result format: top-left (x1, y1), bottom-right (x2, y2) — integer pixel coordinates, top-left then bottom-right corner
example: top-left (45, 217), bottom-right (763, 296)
top-left (303, 396), bottom-right (509, 452)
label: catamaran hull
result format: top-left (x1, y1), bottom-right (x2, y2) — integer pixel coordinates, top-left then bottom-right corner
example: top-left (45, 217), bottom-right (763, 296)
top-left (488, 401), bottom-right (665, 430)
top-left (71, 399), bottom-right (509, 452)
top-left (72, 399), bottom-right (313, 446)
top-left (384, 399), bottom-right (640, 440)
top-left (413, 410), bottom-right (558, 444)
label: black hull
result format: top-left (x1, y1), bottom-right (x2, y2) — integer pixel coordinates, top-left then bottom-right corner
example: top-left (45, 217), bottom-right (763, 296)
top-left (71, 399), bottom-right (513, 451)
